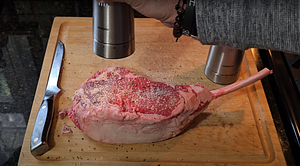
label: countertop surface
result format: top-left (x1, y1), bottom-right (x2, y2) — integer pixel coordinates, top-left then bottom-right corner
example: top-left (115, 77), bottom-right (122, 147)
top-left (0, 0), bottom-right (296, 166)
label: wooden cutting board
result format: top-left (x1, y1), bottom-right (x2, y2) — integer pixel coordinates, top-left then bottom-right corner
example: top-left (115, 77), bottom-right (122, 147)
top-left (18, 17), bottom-right (286, 166)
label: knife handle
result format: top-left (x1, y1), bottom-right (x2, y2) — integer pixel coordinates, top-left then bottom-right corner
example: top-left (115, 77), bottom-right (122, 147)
top-left (30, 97), bottom-right (54, 157)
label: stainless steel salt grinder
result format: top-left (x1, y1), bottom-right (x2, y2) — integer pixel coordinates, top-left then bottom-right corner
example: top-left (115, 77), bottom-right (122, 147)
top-left (204, 45), bottom-right (245, 85)
top-left (93, 0), bottom-right (135, 59)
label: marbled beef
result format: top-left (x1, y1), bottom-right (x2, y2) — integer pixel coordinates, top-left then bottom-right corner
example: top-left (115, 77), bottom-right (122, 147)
top-left (68, 67), bottom-right (272, 144)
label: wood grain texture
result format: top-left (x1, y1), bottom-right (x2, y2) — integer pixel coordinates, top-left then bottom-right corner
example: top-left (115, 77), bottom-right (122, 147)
top-left (18, 17), bottom-right (286, 166)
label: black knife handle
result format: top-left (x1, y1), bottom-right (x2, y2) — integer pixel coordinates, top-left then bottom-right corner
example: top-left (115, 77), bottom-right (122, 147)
top-left (30, 97), bottom-right (54, 157)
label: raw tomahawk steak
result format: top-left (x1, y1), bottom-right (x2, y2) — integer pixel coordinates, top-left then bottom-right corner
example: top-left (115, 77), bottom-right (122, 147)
top-left (69, 67), bottom-right (272, 144)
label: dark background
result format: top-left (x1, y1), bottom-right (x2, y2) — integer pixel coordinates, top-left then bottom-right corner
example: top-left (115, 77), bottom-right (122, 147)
top-left (0, 0), bottom-right (297, 166)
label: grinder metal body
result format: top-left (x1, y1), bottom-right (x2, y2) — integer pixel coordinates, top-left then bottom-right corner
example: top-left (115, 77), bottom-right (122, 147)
top-left (93, 1), bottom-right (135, 59)
top-left (205, 45), bottom-right (245, 85)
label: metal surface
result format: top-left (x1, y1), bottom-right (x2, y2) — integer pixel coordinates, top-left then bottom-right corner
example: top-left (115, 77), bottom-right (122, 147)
top-left (30, 41), bottom-right (64, 157)
top-left (205, 45), bottom-right (244, 84)
top-left (257, 49), bottom-right (300, 165)
top-left (93, 1), bottom-right (135, 59)
top-left (45, 41), bottom-right (64, 97)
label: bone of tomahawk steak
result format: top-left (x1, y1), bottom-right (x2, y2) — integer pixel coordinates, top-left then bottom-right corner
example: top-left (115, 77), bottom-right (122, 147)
top-left (68, 67), bottom-right (272, 144)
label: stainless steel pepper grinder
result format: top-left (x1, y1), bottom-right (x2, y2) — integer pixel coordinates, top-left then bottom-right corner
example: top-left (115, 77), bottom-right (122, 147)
top-left (93, 0), bottom-right (135, 59)
top-left (205, 45), bottom-right (245, 85)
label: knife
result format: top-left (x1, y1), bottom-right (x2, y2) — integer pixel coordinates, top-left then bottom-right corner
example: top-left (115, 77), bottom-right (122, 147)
top-left (30, 40), bottom-right (64, 157)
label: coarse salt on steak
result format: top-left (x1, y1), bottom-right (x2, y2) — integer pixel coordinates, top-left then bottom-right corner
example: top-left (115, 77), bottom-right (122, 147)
top-left (68, 67), bottom-right (272, 144)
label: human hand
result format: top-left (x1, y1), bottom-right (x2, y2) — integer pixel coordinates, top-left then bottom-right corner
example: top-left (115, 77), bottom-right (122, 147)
top-left (96, 0), bottom-right (178, 28)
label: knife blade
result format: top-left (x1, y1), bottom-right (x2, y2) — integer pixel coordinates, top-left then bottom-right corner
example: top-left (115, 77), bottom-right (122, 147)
top-left (30, 40), bottom-right (64, 157)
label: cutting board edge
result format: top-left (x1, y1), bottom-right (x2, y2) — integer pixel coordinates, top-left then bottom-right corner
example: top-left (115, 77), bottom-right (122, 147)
top-left (18, 17), bottom-right (81, 165)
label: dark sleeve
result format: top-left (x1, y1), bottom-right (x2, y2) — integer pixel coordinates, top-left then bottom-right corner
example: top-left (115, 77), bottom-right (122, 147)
top-left (195, 0), bottom-right (300, 54)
